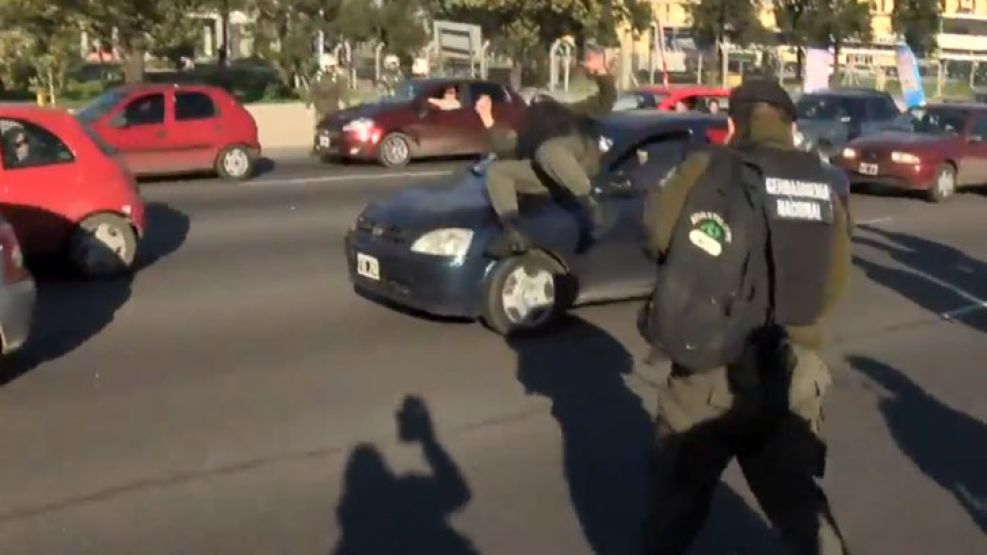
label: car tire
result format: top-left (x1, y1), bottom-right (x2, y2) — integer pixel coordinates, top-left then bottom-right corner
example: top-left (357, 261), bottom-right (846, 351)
top-left (67, 213), bottom-right (138, 279)
top-left (377, 132), bottom-right (412, 168)
top-left (927, 163), bottom-right (956, 203)
top-left (216, 145), bottom-right (256, 180)
top-left (481, 252), bottom-right (571, 336)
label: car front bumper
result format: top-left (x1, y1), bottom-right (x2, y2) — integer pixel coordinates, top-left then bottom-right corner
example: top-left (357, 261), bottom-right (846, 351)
top-left (839, 160), bottom-right (937, 190)
top-left (344, 229), bottom-right (489, 319)
top-left (314, 128), bottom-right (381, 161)
top-left (0, 279), bottom-right (36, 355)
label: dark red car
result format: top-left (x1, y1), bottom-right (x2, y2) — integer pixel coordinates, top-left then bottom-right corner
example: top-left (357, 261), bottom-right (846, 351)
top-left (837, 103), bottom-right (987, 202)
top-left (0, 105), bottom-right (146, 278)
top-left (314, 78), bottom-right (526, 167)
top-left (76, 83), bottom-right (261, 180)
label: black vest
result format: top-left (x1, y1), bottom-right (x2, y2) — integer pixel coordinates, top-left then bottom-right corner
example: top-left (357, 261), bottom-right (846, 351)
top-left (740, 145), bottom-right (837, 326)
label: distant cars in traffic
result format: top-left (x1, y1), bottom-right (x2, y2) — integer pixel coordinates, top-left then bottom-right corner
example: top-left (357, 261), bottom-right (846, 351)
top-left (344, 111), bottom-right (728, 334)
top-left (314, 78), bottom-right (527, 167)
top-left (838, 102), bottom-right (987, 202)
top-left (795, 88), bottom-right (911, 156)
top-left (76, 83), bottom-right (261, 180)
top-left (0, 105), bottom-right (146, 277)
top-left (0, 211), bottom-right (35, 359)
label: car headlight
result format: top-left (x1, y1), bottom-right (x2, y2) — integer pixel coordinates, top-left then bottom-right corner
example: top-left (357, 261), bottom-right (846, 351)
top-left (343, 117), bottom-right (374, 132)
top-left (891, 151), bottom-right (920, 164)
top-left (411, 228), bottom-right (474, 257)
top-left (842, 147), bottom-right (858, 159)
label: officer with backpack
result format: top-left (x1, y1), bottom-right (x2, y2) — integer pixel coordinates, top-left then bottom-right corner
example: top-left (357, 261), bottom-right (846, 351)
top-left (473, 43), bottom-right (617, 258)
top-left (638, 78), bottom-right (853, 555)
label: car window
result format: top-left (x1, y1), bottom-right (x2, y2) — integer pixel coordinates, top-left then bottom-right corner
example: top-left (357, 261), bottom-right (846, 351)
top-left (469, 83), bottom-right (508, 104)
top-left (614, 93), bottom-right (647, 111)
top-left (868, 96), bottom-right (899, 120)
top-left (797, 95), bottom-right (858, 121)
top-left (0, 118), bottom-right (75, 170)
top-left (910, 107), bottom-right (968, 136)
top-left (175, 91), bottom-right (217, 121)
top-left (611, 131), bottom-right (691, 189)
top-left (425, 83), bottom-right (465, 111)
top-left (971, 114), bottom-right (987, 139)
top-left (123, 93), bottom-right (166, 126)
top-left (696, 95), bottom-right (728, 114)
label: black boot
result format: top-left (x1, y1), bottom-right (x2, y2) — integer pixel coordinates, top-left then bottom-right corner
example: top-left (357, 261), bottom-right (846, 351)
top-left (485, 212), bottom-right (533, 258)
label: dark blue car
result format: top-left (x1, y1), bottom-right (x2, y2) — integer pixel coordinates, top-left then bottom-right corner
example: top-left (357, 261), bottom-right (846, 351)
top-left (344, 111), bottom-right (729, 334)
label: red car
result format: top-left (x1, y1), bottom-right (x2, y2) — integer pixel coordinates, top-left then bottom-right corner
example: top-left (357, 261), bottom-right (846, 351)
top-left (616, 85), bottom-right (730, 113)
top-left (837, 103), bottom-right (987, 202)
top-left (0, 105), bottom-right (146, 277)
top-left (314, 78), bottom-right (526, 167)
top-left (76, 83), bottom-right (261, 180)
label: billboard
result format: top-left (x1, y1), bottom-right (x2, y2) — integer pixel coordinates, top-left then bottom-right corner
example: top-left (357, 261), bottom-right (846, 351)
top-left (804, 48), bottom-right (832, 93)
top-left (895, 43), bottom-right (926, 108)
top-left (433, 20), bottom-right (483, 61)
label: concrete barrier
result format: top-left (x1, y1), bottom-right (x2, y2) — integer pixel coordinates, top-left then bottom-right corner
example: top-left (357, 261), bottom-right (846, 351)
top-left (246, 102), bottom-right (317, 153)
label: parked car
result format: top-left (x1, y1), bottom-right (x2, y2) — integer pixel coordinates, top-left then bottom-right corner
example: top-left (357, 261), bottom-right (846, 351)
top-left (837, 102), bottom-right (987, 202)
top-left (344, 111), bottom-right (728, 334)
top-left (0, 105), bottom-right (146, 277)
top-left (75, 83), bottom-right (261, 180)
top-left (795, 88), bottom-right (912, 156)
top-left (314, 78), bottom-right (527, 167)
top-left (0, 212), bottom-right (36, 359)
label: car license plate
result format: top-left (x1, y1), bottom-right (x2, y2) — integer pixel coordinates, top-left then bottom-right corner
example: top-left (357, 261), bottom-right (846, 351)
top-left (319, 135), bottom-right (330, 148)
top-left (859, 162), bottom-right (879, 176)
top-left (356, 253), bottom-right (380, 281)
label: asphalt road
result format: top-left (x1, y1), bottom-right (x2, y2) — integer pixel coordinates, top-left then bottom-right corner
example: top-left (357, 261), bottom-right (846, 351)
top-left (1, 156), bottom-right (985, 554)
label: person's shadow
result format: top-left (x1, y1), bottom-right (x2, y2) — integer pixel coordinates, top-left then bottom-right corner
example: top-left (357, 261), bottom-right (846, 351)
top-left (848, 356), bottom-right (987, 534)
top-left (507, 316), bottom-right (780, 554)
top-left (853, 224), bottom-right (987, 333)
top-left (0, 202), bottom-right (190, 386)
top-left (330, 395), bottom-right (480, 555)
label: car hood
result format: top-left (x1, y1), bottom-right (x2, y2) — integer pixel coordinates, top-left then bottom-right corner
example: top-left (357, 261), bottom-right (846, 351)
top-left (849, 130), bottom-right (954, 149)
top-left (320, 102), bottom-right (403, 128)
top-left (360, 163), bottom-right (497, 233)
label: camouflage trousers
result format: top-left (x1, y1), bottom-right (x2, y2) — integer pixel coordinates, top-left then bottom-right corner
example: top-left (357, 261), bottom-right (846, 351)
top-left (645, 345), bottom-right (850, 555)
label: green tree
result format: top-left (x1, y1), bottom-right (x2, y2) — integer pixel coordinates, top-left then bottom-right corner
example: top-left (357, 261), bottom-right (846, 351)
top-left (892, 0), bottom-right (941, 57)
top-left (0, 0), bottom-right (80, 103)
top-left (428, 0), bottom-right (652, 87)
top-left (247, 0), bottom-right (340, 92)
top-left (773, 0), bottom-right (812, 80)
top-left (690, 0), bottom-right (768, 82)
top-left (805, 0), bottom-right (871, 83)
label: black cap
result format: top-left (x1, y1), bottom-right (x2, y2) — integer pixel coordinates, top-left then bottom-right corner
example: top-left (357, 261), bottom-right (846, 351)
top-left (728, 78), bottom-right (797, 121)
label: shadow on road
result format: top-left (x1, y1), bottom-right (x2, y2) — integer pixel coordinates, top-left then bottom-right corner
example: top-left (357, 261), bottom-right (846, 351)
top-left (848, 356), bottom-right (987, 534)
top-left (330, 395), bottom-right (480, 555)
top-left (0, 202), bottom-right (189, 386)
top-left (507, 316), bottom-right (778, 554)
top-left (853, 224), bottom-right (987, 333)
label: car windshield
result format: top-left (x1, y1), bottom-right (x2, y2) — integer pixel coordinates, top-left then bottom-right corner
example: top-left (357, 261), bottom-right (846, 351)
top-left (796, 95), bottom-right (863, 120)
top-left (76, 88), bottom-right (128, 123)
top-left (378, 81), bottom-right (420, 104)
top-left (910, 107), bottom-right (968, 135)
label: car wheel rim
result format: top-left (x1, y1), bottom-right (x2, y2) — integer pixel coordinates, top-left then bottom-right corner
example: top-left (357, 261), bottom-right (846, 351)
top-left (77, 223), bottom-right (127, 273)
top-left (383, 137), bottom-right (408, 165)
top-left (223, 148), bottom-right (250, 176)
top-left (501, 265), bottom-right (555, 327)
top-left (938, 169), bottom-right (955, 197)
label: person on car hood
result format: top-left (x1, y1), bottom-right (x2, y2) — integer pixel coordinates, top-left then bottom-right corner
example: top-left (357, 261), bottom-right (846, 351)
top-left (475, 43), bottom-right (617, 258)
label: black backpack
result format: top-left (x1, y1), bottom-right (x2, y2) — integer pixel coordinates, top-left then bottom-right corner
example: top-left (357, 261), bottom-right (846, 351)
top-left (638, 145), bottom-right (771, 372)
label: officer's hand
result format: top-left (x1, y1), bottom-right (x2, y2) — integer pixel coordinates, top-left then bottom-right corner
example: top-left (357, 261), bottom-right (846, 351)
top-left (474, 94), bottom-right (494, 128)
top-left (397, 395), bottom-right (434, 443)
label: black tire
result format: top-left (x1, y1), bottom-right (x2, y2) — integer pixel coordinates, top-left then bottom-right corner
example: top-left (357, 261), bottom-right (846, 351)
top-left (377, 132), bottom-right (412, 168)
top-left (215, 144), bottom-right (256, 180)
top-left (67, 213), bottom-right (138, 278)
top-left (480, 252), bottom-right (570, 336)
top-left (927, 163), bottom-right (957, 203)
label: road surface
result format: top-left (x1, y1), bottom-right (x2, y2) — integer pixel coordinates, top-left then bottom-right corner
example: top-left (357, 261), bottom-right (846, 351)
top-left (1, 156), bottom-right (985, 554)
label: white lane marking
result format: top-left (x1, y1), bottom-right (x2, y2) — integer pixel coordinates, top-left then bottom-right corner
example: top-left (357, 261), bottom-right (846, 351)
top-left (246, 170), bottom-right (455, 187)
top-left (856, 216), bottom-right (893, 226)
